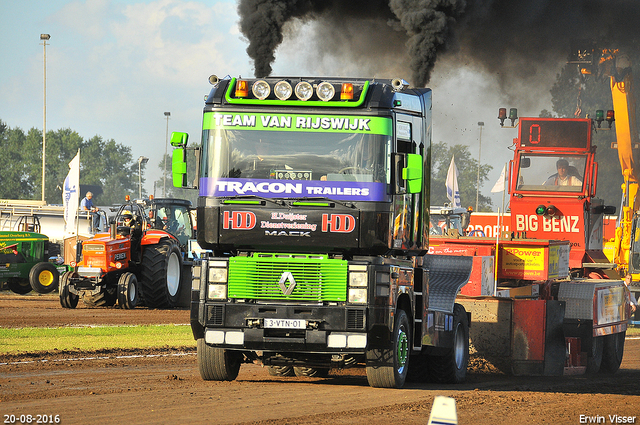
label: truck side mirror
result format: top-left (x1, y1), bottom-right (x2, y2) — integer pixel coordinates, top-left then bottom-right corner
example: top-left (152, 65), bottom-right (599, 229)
top-left (172, 148), bottom-right (188, 188)
top-left (170, 131), bottom-right (188, 148)
top-left (520, 157), bottom-right (531, 168)
top-left (403, 153), bottom-right (423, 194)
top-left (392, 153), bottom-right (406, 194)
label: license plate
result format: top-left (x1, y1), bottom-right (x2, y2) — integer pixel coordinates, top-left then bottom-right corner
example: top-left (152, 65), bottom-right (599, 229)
top-left (263, 318), bottom-right (306, 329)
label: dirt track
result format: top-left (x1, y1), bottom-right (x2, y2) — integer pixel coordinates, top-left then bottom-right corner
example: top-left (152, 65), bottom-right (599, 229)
top-left (1, 291), bottom-right (639, 425)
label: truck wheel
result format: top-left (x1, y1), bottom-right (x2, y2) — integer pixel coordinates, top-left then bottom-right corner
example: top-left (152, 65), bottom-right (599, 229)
top-left (428, 303), bottom-right (469, 384)
top-left (294, 367), bottom-right (330, 378)
top-left (117, 272), bottom-right (139, 309)
top-left (586, 335), bottom-right (603, 374)
top-left (267, 366), bottom-right (295, 377)
top-left (600, 331), bottom-right (625, 374)
top-left (7, 278), bottom-right (32, 295)
top-left (197, 338), bottom-right (241, 381)
top-left (406, 351), bottom-right (430, 383)
top-left (29, 262), bottom-right (59, 294)
top-left (140, 240), bottom-right (183, 308)
top-left (59, 271), bottom-right (79, 309)
top-left (366, 309), bottom-right (410, 388)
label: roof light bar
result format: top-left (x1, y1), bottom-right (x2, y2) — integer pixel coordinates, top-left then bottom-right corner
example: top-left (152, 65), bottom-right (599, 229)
top-left (274, 80), bottom-right (293, 100)
top-left (316, 82), bottom-right (335, 101)
top-left (341, 83), bottom-right (354, 100)
top-left (295, 81), bottom-right (313, 101)
top-left (251, 80), bottom-right (270, 100)
top-left (236, 80), bottom-right (249, 98)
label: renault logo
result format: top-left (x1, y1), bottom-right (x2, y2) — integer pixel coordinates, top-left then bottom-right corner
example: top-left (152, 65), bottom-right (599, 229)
top-left (278, 272), bottom-right (297, 296)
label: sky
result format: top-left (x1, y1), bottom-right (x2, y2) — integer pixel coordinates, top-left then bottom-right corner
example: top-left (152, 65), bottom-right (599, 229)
top-left (0, 0), bottom-right (558, 210)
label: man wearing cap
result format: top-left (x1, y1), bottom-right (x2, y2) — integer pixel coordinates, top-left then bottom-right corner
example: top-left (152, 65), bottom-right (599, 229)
top-left (543, 159), bottom-right (582, 186)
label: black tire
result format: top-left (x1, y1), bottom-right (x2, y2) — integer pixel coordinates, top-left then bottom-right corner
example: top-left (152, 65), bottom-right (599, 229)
top-left (59, 271), bottom-right (79, 309)
top-left (117, 272), bottom-right (139, 309)
top-left (197, 338), bottom-right (241, 381)
top-left (586, 335), bottom-right (604, 374)
top-left (428, 304), bottom-right (469, 384)
top-left (406, 351), bottom-right (430, 383)
top-left (7, 278), bottom-right (32, 295)
top-left (140, 240), bottom-right (183, 308)
top-left (267, 366), bottom-right (295, 377)
top-left (366, 309), bottom-right (411, 388)
top-left (29, 262), bottom-right (59, 294)
top-left (293, 367), bottom-right (330, 378)
top-left (600, 331), bottom-right (625, 374)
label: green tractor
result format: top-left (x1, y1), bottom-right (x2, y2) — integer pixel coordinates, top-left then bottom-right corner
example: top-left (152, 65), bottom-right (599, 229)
top-left (0, 216), bottom-right (65, 295)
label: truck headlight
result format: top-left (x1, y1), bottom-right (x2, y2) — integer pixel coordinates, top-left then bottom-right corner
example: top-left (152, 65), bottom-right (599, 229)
top-left (349, 271), bottom-right (368, 287)
top-left (348, 288), bottom-right (367, 304)
top-left (208, 265), bottom-right (228, 283)
top-left (208, 284), bottom-right (227, 300)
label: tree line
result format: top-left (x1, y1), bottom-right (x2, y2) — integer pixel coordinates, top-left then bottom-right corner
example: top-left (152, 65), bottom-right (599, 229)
top-left (0, 121), bottom-right (197, 206)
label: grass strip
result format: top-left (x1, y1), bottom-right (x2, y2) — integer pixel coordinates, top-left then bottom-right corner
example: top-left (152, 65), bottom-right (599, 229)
top-left (0, 324), bottom-right (195, 355)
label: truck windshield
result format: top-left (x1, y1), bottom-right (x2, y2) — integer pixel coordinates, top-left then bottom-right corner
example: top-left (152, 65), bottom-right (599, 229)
top-left (516, 154), bottom-right (587, 193)
top-left (199, 113), bottom-right (392, 201)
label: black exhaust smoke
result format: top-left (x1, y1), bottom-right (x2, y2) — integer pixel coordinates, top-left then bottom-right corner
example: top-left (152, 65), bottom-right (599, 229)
top-left (237, 0), bottom-right (640, 88)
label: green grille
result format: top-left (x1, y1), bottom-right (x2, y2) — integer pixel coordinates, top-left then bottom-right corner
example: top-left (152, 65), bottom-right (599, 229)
top-left (228, 253), bottom-right (347, 301)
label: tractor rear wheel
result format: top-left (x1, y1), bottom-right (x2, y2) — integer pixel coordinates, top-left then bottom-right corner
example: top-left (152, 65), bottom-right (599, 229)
top-left (140, 240), bottom-right (183, 308)
top-left (59, 271), bottom-right (79, 309)
top-left (7, 278), bottom-right (32, 295)
top-left (117, 272), bottom-right (139, 309)
top-left (29, 262), bottom-right (59, 294)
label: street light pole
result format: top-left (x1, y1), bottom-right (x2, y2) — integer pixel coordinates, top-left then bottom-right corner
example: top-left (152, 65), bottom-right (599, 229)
top-left (138, 156), bottom-right (149, 199)
top-left (476, 121), bottom-right (484, 212)
top-left (163, 112), bottom-right (171, 197)
top-left (40, 34), bottom-right (51, 203)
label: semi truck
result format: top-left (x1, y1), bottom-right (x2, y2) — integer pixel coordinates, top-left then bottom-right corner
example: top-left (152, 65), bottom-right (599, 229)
top-left (430, 113), bottom-right (631, 375)
top-left (171, 75), bottom-right (473, 388)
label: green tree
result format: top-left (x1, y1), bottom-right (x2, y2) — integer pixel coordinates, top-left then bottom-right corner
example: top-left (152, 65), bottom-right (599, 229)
top-left (0, 120), bottom-right (139, 206)
top-left (430, 142), bottom-right (493, 211)
top-left (0, 121), bottom-right (35, 199)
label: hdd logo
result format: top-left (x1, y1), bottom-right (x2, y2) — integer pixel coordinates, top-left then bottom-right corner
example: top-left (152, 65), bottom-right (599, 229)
top-left (321, 214), bottom-right (356, 233)
top-left (222, 211), bottom-right (256, 230)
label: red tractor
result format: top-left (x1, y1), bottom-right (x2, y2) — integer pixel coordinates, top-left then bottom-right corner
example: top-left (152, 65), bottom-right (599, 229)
top-left (59, 198), bottom-right (195, 309)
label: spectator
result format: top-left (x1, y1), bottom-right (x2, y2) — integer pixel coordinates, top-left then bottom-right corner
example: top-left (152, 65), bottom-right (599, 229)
top-left (625, 274), bottom-right (638, 316)
top-left (80, 192), bottom-right (100, 231)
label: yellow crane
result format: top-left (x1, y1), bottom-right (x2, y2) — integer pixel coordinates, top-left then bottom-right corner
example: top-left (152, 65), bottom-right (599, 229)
top-left (571, 45), bottom-right (640, 280)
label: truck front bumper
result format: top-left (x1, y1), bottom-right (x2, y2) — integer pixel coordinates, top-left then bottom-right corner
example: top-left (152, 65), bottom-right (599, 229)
top-left (196, 302), bottom-right (387, 353)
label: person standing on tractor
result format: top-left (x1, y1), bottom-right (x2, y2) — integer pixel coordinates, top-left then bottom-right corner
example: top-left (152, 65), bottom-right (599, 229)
top-left (80, 192), bottom-right (100, 231)
top-left (122, 210), bottom-right (142, 262)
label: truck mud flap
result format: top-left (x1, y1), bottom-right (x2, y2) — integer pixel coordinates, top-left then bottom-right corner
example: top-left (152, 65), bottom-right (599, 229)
top-left (423, 254), bottom-right (473, 313)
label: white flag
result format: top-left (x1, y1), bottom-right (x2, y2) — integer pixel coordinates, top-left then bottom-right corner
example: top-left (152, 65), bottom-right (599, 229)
top-left (445, 155), bottom-right (461, 208)
top-left (491, 164), bottom-right (507, 193)
top-left (63, 150), bottom-right (80, 236)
